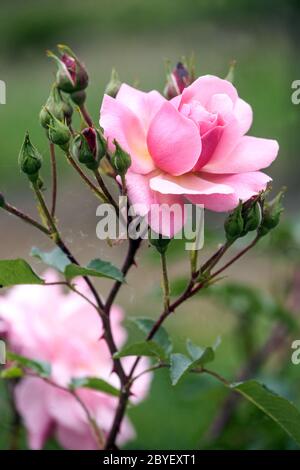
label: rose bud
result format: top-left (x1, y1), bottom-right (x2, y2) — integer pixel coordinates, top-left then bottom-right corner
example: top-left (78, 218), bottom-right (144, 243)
top-left (47, 44), bottom-right (89, 94)
top-left (258, 189), bottom-right (285, 237)
top-left (111, 140), bottom-right (131, 176)
top-left (71, 127), bottom-right (106, 170)
top-left (40, 85), bottom-right (73, 129)
top-left (243, 200), bottom-right (262, 234)
top-left (164, 62), bottom-right (192, 99)
top-left (105, 68), bottom-right (121, 98)
top-left (149, 232), bottom-right (171, 254)
top-left (46, 109), bottom-right (71, 147)
top-left (224, 201), bottom-right (244, 242)
top-left (18, 132), bottom-right (42, 183)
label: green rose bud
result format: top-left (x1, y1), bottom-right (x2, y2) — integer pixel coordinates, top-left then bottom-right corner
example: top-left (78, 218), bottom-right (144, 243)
top-left (149, 233), bottom-right (171, 254)
top-left (39, 85), bottom-right (73, 129)
top-left (224, 201), bottom-right (244, 242)
top-left (258, 189), bottom-right (285, 237)
top-left (243, 200), bottom-right (262, 233)
top-left (46, 109), bottom-right (71, 146)
top-left (111, 140), bottom-right (131, 176)
top-left (105, 68), bottom-right (121, 98)
top-left (18, 132), bottom-right (42, 183)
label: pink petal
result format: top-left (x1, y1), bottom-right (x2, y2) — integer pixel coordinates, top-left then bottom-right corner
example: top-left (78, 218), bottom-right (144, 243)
top-left (148, 193), bottom-right (187, 238)
top-left (233, 98), bottom-right (253, 135)
top-left (125, 171), bottom-right (187, 236)
top-left (56, 424), bottom-right (98, 450)
top-left (116, 84), bottom-right (165, 131)
top-left (100, 95), bottom-right (155, 174)
top-left (147, 101), bottom-right (201, 176)
top-left (150, 173), bottom-right (233, 195)
top-left (187, 171), bottom-right (271, 212)
top-left (180, 75), bottom-right (238, 108)
top-left (193, 125), bottom-right (224, 170)
top-left (203, 136), bottom-right (279, 174)
top-left (15, 377), bottom-right (53, 450)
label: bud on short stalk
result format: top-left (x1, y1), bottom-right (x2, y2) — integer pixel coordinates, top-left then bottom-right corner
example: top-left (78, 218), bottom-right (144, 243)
top-left (18, 132), bottom-right (42, 183)
top-left (224, 201), bottom-right (244, 242)
top-left (149, 233), bottom-right (172, 254)
top-left (105, 68), bottom-right (121, 98)
top-left (164, 62), bottom-right (193, 99)
top-left (40, 85), bottom-right (73, 128)
top-left (47, 45), bottom-right (89, 94)
top-left (46, 109), bottom-right (71, 146)
top-left (71, 127), bottom-right (106, 170)
top-left (258, 189), bottom-right (285, 237)
top-left (111, 140), bottom-right (131, 176)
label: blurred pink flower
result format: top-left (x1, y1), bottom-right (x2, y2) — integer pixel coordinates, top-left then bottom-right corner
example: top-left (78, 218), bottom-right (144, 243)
top-left (100, 75), bottom-right (279, 236)
top-left (0, 271), bottom-right (151, 449)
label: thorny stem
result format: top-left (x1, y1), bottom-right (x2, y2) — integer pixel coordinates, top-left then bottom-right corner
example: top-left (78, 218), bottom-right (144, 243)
top-left (49, 143), bottom-right (57, 218)
top-left (105, 234), bottom-right (262, 448)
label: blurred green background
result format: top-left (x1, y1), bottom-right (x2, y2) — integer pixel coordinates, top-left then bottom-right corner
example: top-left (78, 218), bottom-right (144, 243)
top-left (0, 0), bottom-right (300, 450)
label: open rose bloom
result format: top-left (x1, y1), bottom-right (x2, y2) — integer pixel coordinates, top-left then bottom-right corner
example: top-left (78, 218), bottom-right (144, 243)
top-left (100, 75), bottom-right (279, 236)
top-left (0, 271), bottom-right (151, 449)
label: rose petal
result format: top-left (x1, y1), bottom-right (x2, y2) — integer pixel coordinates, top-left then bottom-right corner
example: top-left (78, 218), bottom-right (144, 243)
top-left (150, 173), bottom-right (233, 195)
top-left (116, 84), bottom-right (165, 131)
top-left (100, 95), bottom-right (155, 174)
top-left (180, 75), bottom-right (238, 108)
top-left (203, 136), bottom-right (279, 174)
top-left (147, 101), bottom-right (201, 176)
top-left (187, 171), bottom-right (271, 211)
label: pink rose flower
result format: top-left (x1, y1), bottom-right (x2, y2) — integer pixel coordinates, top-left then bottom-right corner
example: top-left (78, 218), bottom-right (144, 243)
top-left (0, 271), bottom-right (151, 449)
top-left (100, 75), bottom-right (279, 236)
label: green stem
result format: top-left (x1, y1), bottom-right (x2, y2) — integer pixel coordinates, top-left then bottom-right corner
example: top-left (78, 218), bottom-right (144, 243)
top-left (49, 143), bottom-right (57, 218)
top-left (1, 202), bottom-right (50, 235)
top-left (160, 251), bottom-right (170, 313)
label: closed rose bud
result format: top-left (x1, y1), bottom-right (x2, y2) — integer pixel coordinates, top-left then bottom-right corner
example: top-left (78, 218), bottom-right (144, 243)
top-left (105, 68), bottom-right (121, 98)
top-left (46, 110), bottom-right (70, 146)
top-left (47, 45), bottom-right (89, 94)
top-left (224, 201), bottom-right (244, 242)
top-left (111, 140), bottom-right (131, 176)
top-left (149, 233), bottom-right (171, 254)
top-left (164, 62), bottom-right (192, 99)
top-left (71, 127), bottom-right (106, 170)
top-left (39, 85), bottom-right (73, 129)
top-left (18, 132), bottom-right (42, 183)
top-left (243, 200), bottom-right (262, 233)
top-left (258, 189), bottom-right (285, 237)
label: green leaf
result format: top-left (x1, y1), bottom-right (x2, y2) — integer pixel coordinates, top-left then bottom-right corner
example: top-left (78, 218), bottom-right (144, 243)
top-left (232, 380), bottom-right (300, 447)
top-left (31, 246), bottom-right (70, 273)
top-left (69, 377), bottom-right (120, 397)
top-left (0, 366), bottom-right (24, 379)
top-left (130, 317), bottom-right (172, 354)
top-left (170, 338), bottom-right (219, 386)
top-left (114, 340), bottom-right (166, 360)
top-left (0, 259), bottom-right (44, 287)
top-left (170, 353), bottom-right (192, 386)
top-left (64, 259), bottom-right (124, 282)
top-left (7, 351), bottom-right (51, 378)
top-left (186, 340), bottom-right (215, 365)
